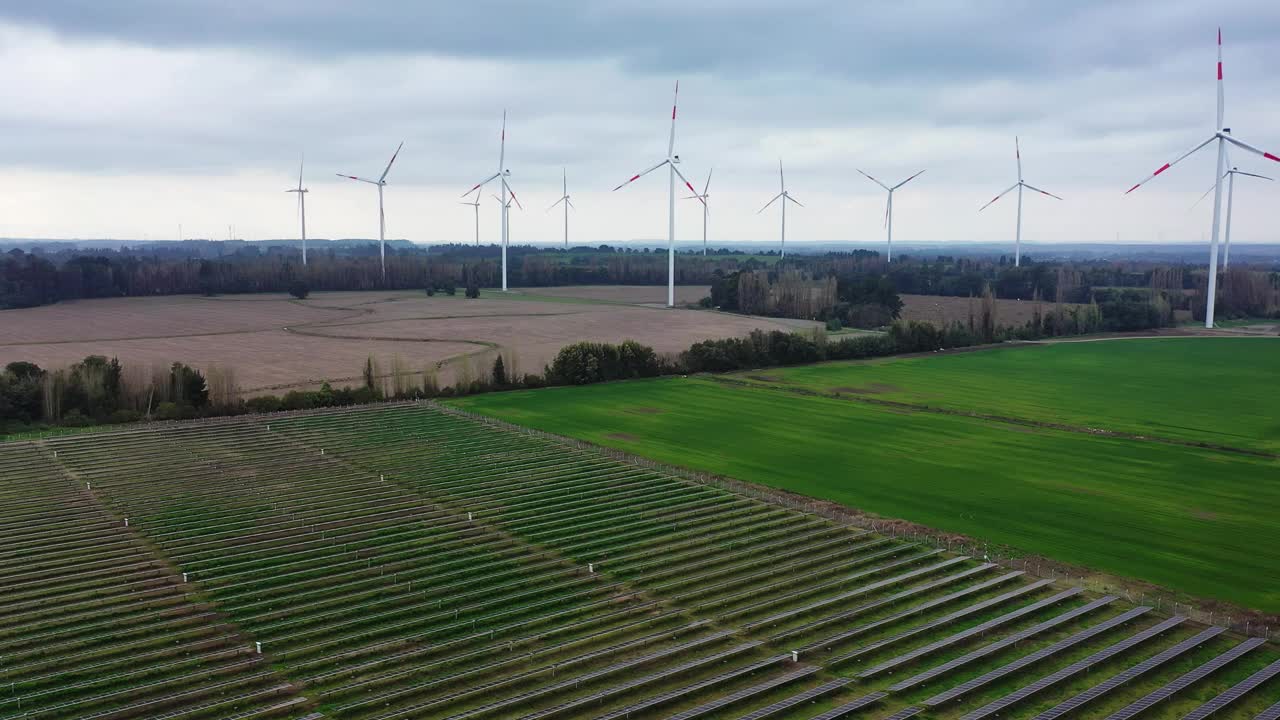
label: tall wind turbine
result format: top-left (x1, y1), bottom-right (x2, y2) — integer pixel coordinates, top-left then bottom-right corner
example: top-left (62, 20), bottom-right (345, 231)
top-left (683, 169), bottom-right (713, 255)
top-left (286, 156), bottom-right (308, 266)
top-left (979, 138), bottom-right (1061, 267)
top-left (613, 81), bottom-right (704, 307)
top-left (464, 112), bottom-right (521, 291)
top-left (460, 192), bottom-right (481, 246)
top-left (1191, 159), bottom-right (1272, 268)
top-left (547, 169), bottom-right (574, 249)
top-left (337, 141), bottom-right (403, 282)
top-left (1125, 29), bottom-right (1279, 327)
top-left (758, 160), bottom-right (803, 259)
top-left (857, 168), bottom-right (924, 263)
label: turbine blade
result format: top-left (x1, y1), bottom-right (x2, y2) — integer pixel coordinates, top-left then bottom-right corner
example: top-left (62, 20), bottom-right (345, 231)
top-left (1124, 136), bottom-right (1216, 194)
top-left (668, 81), bottom-right (679, 159)
top-left (379, 141), bottom-right (404, 183)
top-left (499, 110), bottom-right (507, 171)
top-left (785, 192), bottom-right (804, 208)
top-left (547, 197), bottom-right (566, 211)
top-left (612, 159), bottom-right (670, 191)
top-left (503, 178), bottom-right (523, 210)
top-left (1022, 182), bottom-right (1063, 200)
top-left (1016, 136), bottom-right (1023, 181)
top-left (883, 196), bottom-right (891, 228)
top-left (892, 169), bottom-right (927, 190)
top-left (857, 169), bottom-right (890, 191)
top-left (1190, 182), bottom-right (1217, 210)
top-left (298, 155), bottom-right (305, 189)
top-left (1217, 28), bottom-right (1225, 131)
top-left (671, 164), bottom-right (705, 205)
top-left (1234, 170), bottom-right (1274, 181)
top-left (338, 174), bottom-right (379, 185)
top-left (463, 172), bottom-right (501, 197)
top-left (1223, 136), bottom-right (1280, 164)
top-left (703, 167), bottom-right (713, 195)
top-left (778, 158), bottom-right (785, 191)
top-left (979, 183), bottom-right (1019, 211)
top-left (566, 198), bottom-right (575, 210)
top-left (758, 192), bottom-right (783, 214)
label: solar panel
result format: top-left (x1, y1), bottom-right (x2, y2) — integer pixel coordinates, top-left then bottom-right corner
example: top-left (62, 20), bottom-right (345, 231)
top-left (1255, 699), bottom-right (1280, 720)
top-left (595, 654), bottom-right (789, 720)
top-left (1032, 625), bottom-right (1225, 720)
top-left (869, 592), bottom-right (1115, 682)
top-left (922, 606), bottom-right (1152, 706)
top-left (834, 586), bottom-right (1082, 669)
top-left (1105, 637), bottom-right (1264, 720)
top-left (958, 615), bottom-right (1187, 720)
top-left (733, 678), bottom-right (850, 720)
top-left (664, 666), bottom-right (819, 720)
top-left (1180, 657), bottom-right (1280, 720)
top-left (888, 595), bottom-right (1119, 692)
top-left (880, 710), bottom-right (924, 720)
top-left (807, 691), bottom-right (887, 720)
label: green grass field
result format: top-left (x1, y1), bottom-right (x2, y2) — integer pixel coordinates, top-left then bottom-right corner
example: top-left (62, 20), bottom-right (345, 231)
top-left (450, 338), bottom-right (1280, 613)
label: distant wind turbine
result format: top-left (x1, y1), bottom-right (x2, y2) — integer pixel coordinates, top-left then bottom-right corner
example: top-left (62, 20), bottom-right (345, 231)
top-left (337, 141), bottom-right (404, 282)
top-left (857, 168), bottom-right (925, 263)
top-left (1124, 29), bottom-right (1280, 327)
top-left (286, 156), bottom-right (308, 266)
top-left (464, 112), bottom-right (521, 291)
top-left (547, 169), bottom-right (574, 249)
top-left (1191, 157), bottom-right (1272, 269)
top-left (979, 138), bottom-right (1061, 268)
top-left (460, 191), bottom-right (481, 246)
top-left (683, 169), bottom-right (713, 255)
top-left (758, 160), bottom-right (803, 259)
top-left (613, 81), bottom-right (704, 307)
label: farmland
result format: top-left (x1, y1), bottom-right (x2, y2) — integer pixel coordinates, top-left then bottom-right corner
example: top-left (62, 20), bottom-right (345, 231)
top-left (0, 286), bottom-right (802, 394)
top-left (450, 338), bottom-right (1280, 613)
top-left (4, 401), bottom-right (1279, 718)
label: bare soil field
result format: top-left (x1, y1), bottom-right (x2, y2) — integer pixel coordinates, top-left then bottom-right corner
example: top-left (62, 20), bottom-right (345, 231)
top-left (0, 287), bottom-right (793, 395)
top-left (899, 293), bottom-right (1084, 328)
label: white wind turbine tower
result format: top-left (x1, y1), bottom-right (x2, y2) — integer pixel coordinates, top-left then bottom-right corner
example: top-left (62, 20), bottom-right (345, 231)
top-left (682, 169), bottom-right (713, 255)
top-left (286, 156), bottom-right (308, 266)
top-left (1125, 29), bottom-right (1279, 327)
top-left (1191, 156), bottom-right (1272, 269)
top-left (460, 191), bottom-right (481, 246)
top-left (613, 81), bottom-right (705, 307)
top-left (979, 138), bottom-right (1062, 267)
top-left (464, 112), bottom-right (521, 291)
top-left (857, 168), bottom-right (925, 263)
top-left (337, 141), bottom-right (403, 282)
top-left (758, 160), bottom-right (803, 259)
top-left (547, 169), bottom-right (574, 249)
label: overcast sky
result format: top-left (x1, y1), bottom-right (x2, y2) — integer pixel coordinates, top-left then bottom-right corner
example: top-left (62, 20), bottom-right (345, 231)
top-left (1, 1), bottom-right (1278, 248)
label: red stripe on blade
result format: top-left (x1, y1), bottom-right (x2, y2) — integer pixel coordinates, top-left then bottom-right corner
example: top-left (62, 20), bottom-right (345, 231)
top-left (1125, 184), bottom-right (1141, 194)
top-left (629, 174), bottom-right (640, 182)
top-left (685, 182), bottom-right (697, 195)
top-left (1218, 62), bottom-right (1223, 80)
top-left (1153, 163), bottom-right (1171, 176)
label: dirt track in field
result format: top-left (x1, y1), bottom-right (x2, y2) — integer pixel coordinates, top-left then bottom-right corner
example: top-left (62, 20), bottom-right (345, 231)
top-left (0, 287), bottom-right (801, 395)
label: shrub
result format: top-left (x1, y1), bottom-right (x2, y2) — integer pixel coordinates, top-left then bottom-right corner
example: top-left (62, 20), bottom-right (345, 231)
top-left (245, 395), bottom-right (282, 413)
top-left (288, 281), bottom-right (310, 300)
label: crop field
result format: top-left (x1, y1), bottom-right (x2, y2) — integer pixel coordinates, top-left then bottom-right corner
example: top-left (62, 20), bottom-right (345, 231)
top-left (4, 401), bottom-right (1278, 719)
top-left (0, 287), bottom-right (795, 394)
top-left (450, 339), bottom-right (1280, 613)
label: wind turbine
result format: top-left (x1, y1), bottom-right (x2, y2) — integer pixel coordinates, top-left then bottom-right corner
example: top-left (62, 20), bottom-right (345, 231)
top-left (547, 168), bottom-right (574, 249)
top-left (460, 192), bottom-right (481, 246)
top-left (1191, 159), bottom-right (1272, 268)
top-left (464, 112), bottom-right (521, 291)
top-left (337, 141), bottom-right (403, 282)
top-left (1125, 29), bottom-right (1279, 327)
top-left (758, 159), bottom-right (803, 259)
top-left (857, 168), bottom-right (924, 263)
top-left (682, 169), bottom-right (712, 255)
top-left (613, 81), bottom-right (704, 307)
top-left (286, 156), bottom-right (308, 266)
top-left (979, 138), bottom-right (1061, 267)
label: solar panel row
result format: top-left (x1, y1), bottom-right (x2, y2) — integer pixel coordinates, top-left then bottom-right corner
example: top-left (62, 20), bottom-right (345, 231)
top-left (1255, 699), bottom-right (1280, 720)
top-left (922, 605), bottom-right (1153, 706)
top-left (859, 587), bottom-right (1091, 678)
top-left (1032, 625), bottom-right (1225, 720)
top-left (1181, 657), bottom-right (1280, 719)
top-left (1104, 637), bottom-right (1264, 720)
top-left (958, 615), bottom-right (1188, 720)
top-left (664, 665), bottom-right (819, 720)
top-left (807, 691), bottom-right (887, 720)
top-left (595, 654), bottom-right (790, 720)
top-left (732, 678), bottom-right (850, 720)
